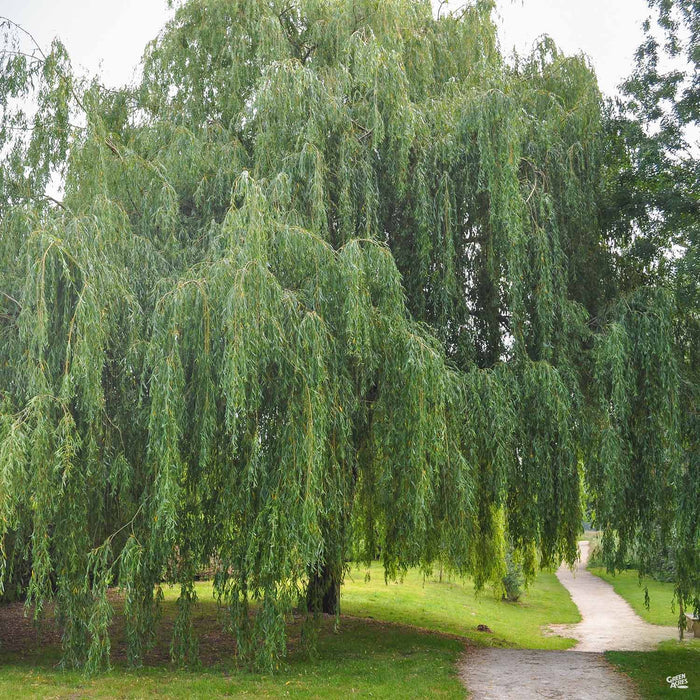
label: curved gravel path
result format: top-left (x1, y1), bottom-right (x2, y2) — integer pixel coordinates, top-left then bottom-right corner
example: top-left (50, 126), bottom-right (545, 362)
top-left (460, 648), bottom-right (637, 699)
top-left (549, 540), bottom-right (678, 651)
top-left (460, 540), bottom-right (680, 699)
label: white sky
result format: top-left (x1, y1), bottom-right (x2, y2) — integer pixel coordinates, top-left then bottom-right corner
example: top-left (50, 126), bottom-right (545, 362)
top-left (1, 0), bottom-right (652, 96)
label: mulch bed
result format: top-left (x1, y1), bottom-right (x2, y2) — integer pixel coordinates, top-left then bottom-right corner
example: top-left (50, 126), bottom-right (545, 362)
top-left (0, 590), bottom-right (238, 667)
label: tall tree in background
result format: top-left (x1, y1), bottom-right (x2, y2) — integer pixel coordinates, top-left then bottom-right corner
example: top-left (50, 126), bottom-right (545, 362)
top-left (595, 0), bottom-right (698, 623)
top-left (0, 0), bottom-right (695, 671)
top-left (601, 0), bottom-right (698, 290)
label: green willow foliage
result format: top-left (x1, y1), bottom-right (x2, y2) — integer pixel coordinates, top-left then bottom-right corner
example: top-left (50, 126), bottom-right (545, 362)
top-left (0, 0), bottom-right (695, 671)
top-left (597, 0), bottom-right (699, 627)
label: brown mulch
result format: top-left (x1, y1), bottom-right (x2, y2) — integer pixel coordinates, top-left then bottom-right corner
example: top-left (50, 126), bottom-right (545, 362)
top-left (0, 590), bottom-right (237, 667)
top-left (0, 600), bottom-right (61, 656)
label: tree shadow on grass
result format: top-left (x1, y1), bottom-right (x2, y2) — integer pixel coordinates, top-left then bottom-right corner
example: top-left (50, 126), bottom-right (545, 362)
top-left (0, 590), bottom-right (465, 672)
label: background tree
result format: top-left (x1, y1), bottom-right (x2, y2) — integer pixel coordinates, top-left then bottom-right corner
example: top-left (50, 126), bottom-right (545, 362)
top-left (592, 0), bottom-right (699, 626)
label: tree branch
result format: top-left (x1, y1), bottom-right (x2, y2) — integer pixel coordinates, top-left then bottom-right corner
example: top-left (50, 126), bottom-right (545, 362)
top-left (0, 291), bottom-right (22, 309)
top-left (0, 17), bottom-right (47, 60)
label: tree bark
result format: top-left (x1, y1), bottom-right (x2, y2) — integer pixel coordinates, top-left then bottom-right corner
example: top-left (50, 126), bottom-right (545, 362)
top-left (306, 564), bottom-right (341, 615)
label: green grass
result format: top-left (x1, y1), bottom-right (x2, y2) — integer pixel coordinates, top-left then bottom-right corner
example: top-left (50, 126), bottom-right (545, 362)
top-left (7, 563), bottom-right (697, 699)
top-left (607, 640), bottom-right (700, 698)
top-left (587, 568), bottom-right (680, 626)
top-left (342, 563), bottom-right (580, 650)
top-left (0, 616), bottom-right (465, 699)
top-left (0, 565), bottom-right (581, 697)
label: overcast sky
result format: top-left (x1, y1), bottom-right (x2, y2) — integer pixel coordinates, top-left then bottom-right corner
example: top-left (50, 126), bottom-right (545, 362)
top-left (1, 0), bottom-right (652, 96)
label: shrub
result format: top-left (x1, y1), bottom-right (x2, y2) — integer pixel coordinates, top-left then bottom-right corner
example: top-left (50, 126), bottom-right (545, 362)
top-left (502, 548), bottom-right (525, 602)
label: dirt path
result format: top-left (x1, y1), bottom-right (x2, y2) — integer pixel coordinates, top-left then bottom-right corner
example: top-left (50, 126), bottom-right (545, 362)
top-left (549, 540), bottom-right (678, 651)
top-left (460, 648), bottom-right (637, 699)
top-left (460, 540), bottom-right (680, 698)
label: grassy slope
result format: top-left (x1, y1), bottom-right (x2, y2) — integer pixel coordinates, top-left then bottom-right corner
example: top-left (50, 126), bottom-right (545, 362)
top-left (342, 563), bottom-right (580, 649)
top-left (0, 566), bottom-right (579, 698)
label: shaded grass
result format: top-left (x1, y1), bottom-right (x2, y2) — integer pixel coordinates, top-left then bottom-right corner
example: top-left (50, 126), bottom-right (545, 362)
top-left (607, 640), bottom-right (700, 698)
top-left (0, 612), bottom-right (465, 699)
top-left (341, 563), bottom-right (580, 650)
top-left (588, 568), bottom-right (680, 627)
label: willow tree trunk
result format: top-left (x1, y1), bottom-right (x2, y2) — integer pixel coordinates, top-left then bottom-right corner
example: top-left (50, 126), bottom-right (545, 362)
top-left (306, 564), bottom-right (341, 615)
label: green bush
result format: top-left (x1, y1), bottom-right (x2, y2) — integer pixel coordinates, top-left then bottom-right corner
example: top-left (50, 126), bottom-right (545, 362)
top-left (502, 548), bottom-right (525, 602)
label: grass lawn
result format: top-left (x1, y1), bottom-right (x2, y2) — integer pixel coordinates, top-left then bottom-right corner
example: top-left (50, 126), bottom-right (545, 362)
top-left (0, 616), bottom-right (465, 699)
top-left (0, 565), bottom-right (579, 698)
top-left (342, 563), bottom-right (580, 650)
top-left (607, 640), bottom-right (700, 698)
top-left (587, 568), bottom-right (681, 627)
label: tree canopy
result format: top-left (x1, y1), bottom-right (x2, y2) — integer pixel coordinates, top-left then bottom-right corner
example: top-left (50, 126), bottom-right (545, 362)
top-left (598, 0), bottom-right (698, 621)
top-left (0, 0), bottom-right (696, 672)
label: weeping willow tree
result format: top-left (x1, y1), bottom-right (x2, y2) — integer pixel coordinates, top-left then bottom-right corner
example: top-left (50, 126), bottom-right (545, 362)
top-left (0, 0), bottom-right (694, 671)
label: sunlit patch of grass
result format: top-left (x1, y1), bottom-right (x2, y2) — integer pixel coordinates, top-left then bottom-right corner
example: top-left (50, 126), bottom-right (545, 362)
top-left (341, 562), bottom-right (580, 650)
